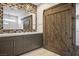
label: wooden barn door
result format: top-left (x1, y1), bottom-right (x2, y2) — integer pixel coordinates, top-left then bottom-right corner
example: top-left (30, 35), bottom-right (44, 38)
top-left (43, 4), bottom-right (75, 55)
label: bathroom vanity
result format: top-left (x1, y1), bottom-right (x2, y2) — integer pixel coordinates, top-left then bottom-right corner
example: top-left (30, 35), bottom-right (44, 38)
top-left (0, 3), bottom-right (42, 56)
top-left (0, 32), bottom-right (43, 56)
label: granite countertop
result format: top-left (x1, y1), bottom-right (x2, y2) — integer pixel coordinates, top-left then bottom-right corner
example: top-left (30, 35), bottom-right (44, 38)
top-left (0, 32), bottom-right (42, 37)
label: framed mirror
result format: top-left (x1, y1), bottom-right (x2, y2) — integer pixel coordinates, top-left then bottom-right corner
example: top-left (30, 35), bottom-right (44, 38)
top-left (0, 3), bottom-right (37, 33)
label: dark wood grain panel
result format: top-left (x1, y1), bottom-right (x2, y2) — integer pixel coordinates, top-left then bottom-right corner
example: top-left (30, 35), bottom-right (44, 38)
top-left (43, 3), bottom-right (76, 55)
top-left (0, 37), bottom-right (14, 56)
top-left (23, 34), bottom-right (43, 53)
top-left (0, 33), bottom-right (43, 56)
top-left (13, 36), bottom-right (24, 55)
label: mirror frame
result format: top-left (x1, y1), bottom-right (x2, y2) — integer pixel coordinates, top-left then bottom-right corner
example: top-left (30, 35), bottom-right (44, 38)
top-left (0, 3), bottom-right (37, 33)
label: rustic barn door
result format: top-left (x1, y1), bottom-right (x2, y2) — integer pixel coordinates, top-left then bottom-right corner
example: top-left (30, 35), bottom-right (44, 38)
top-left (43, 4), bottom-right (75, 55)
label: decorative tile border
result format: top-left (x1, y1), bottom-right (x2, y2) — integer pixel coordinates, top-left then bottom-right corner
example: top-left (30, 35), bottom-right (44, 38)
top-left (0, 3), bottom-right (37, 33)
top-left (2, 3), bottom-right (37, 13)
top-left (0, 3), bottom-right (3, 33)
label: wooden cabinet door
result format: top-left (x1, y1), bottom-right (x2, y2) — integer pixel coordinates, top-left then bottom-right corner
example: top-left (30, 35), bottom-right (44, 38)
top-left (0, 37), bottom-right (14, 56)
top-left (24, 34), bottom-right (43, 52)
top-left (14, 36), bottom-right (24, 55)
top-left (43, 4), bottom-right (75, 55)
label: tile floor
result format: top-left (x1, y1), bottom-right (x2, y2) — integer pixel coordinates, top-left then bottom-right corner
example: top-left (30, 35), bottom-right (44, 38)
top-left (21, 48), bottom-right (59, 56)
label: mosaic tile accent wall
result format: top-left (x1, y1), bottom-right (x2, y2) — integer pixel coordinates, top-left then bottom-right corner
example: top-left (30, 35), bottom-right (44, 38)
top-left (2, 3), bottom-right (37, 13)
top-left (0, 3), bottom-right (37, 33)
top-left (0, 3), bottom-right (3, 33)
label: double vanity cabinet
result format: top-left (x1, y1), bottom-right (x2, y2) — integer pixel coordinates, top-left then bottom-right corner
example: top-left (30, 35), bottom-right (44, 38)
top-left (0, 33), bottom-right (43, 56)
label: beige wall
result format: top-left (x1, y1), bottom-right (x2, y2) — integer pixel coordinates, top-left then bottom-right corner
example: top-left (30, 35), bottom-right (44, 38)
top-left (37, 3), bottom-right (59, 32)
top-left (76, 3), bottom-right (79, 45)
